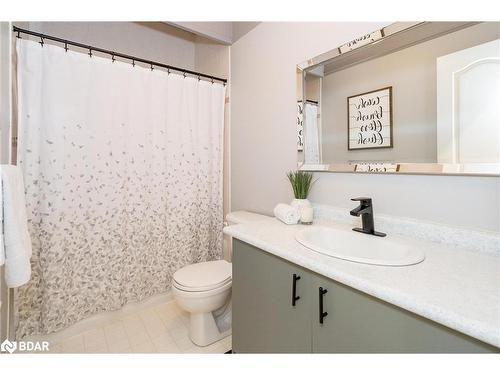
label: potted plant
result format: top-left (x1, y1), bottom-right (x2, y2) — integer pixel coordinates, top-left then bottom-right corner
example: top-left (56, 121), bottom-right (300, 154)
top-left (286, 170), bottom-right (316, 213)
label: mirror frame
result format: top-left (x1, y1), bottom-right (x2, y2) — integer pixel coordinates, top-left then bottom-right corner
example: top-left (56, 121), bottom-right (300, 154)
top-left (297, 21), bottom-right (500, 176)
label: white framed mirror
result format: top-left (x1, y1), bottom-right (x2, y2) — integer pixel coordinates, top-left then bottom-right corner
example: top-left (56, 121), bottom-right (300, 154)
top-left (297, 22), bottom-right (500, 176)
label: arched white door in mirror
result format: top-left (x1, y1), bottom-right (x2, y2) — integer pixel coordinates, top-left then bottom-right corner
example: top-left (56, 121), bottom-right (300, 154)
top-left (437, 38), bottom-right (500, 166)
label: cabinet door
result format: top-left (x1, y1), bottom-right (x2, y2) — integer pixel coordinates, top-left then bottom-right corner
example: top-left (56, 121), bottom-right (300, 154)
top-left (232, 240), bottom-right (312, 353)
top-left (311, 274), bottom-right (497, 353)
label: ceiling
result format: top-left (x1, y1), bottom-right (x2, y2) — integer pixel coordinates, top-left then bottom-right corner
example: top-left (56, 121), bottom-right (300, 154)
top-left (166, 22), bottom-right (260, 45)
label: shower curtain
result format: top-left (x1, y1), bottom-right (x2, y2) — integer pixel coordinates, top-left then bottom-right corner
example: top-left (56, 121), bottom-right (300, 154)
top-left (304, 103), bottom-right (320, 164)
top-left (15, 39), bottom-right (226, 338)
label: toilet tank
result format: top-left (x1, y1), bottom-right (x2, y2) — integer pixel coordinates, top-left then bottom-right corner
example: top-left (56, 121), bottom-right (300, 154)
top-left (225, 211), bottom-right (270, 226)
top-left (223, 211), bottom-right (270, 261)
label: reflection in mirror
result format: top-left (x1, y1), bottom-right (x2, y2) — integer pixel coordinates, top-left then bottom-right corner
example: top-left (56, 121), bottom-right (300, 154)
top-left (437, 37), bottom-right (500, 164)
top-left (297, 66), bottom-right (323, 166)
top-left (298, 22), bottom-right (500, 175)
top-left (303, 68), bottom-right (322, 165)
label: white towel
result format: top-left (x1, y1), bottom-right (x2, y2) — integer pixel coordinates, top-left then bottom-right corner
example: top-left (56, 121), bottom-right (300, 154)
top-left (1, 165), bottom-right (32, 287)
top-left (274, 203), bottom-right (300, 225)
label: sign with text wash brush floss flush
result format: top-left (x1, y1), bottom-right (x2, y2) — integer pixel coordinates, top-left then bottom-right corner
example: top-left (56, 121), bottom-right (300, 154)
top-left (347, 86), bottom-right (393, 150)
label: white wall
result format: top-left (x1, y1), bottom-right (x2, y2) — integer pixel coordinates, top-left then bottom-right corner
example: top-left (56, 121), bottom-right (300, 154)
top-left (232, 22), bottom-right (260, 43)
top-left (194, 36), bottom-right (230, 79)
top-left (230, 22), bottom-right (500, 233)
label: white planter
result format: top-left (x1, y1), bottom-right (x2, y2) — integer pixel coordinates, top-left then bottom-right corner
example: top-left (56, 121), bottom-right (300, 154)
top-left (291, 198), bottom-right (312, 214)
top-left (291, 199), bottom-right (313, 224)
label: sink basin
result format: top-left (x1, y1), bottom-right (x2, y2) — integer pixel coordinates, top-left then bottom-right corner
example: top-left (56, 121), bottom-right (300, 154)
top-left (295, 226), bottom-right (425, 266)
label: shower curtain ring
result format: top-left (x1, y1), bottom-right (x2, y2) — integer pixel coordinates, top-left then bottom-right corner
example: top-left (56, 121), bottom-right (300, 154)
top-left (211, 78), bottom-right (214, 84)
top-left (64, 42), bottom-right (68, 52)
top-left (16, 31), bottom-right (21, 39)
top-left (111, 52), bottom-right (115, 62)
top-left (167, 68), bottom-right (170, 75)
top-left (88, 47), bottom-right (92, 58)
top-left (198, 75), bottom-right (201, 82)
top-left (150, 63), bottom-right (154, 71)
top-left (132, 59), bottom-right (135, 67)
top-left (39, 37), bottom-right (44, 47)
top-left (183, 72), bottom-right (187, 78)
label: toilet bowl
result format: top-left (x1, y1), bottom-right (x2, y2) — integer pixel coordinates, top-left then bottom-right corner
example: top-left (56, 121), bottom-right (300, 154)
top-left (172, 260), bottom-right (232, 346)
top-left (172, 211), bottom-right (270, 347)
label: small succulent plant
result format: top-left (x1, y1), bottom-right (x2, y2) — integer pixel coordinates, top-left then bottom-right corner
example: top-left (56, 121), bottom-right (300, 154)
top-left (286, 170), bottom-right (316, 199)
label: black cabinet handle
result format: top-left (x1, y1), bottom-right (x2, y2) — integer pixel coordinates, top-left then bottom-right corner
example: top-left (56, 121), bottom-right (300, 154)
top-left (319, 287), bottom-right (328, 324)
top-left (292, 274), bottom-right (301, 306)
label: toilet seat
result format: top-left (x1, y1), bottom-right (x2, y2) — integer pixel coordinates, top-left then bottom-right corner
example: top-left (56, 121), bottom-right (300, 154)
top-left (172, 279), bottom-right (232, 296)
top-left (172, 260), bottom-right (232, 292)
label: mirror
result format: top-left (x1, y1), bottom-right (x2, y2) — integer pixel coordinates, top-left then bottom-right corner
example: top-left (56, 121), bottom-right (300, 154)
top-left (297, 22), bottom-right (500, 175)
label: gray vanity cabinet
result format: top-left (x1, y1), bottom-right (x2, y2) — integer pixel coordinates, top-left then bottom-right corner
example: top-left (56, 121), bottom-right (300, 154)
top-left (232, 239), bottom-right (498, 353)
top-left (232, 239), bottom-right (312, 353)
top-left (311, 273), bottom-right (495, 353)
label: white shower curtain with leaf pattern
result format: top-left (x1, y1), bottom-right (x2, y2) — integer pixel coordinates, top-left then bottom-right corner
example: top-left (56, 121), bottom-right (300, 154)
top-left (15, 39), bottom-right (226, 338)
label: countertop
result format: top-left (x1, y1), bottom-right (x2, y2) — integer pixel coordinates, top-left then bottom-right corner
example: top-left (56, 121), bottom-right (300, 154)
top-left (224, 217), bottom-right (500, 348)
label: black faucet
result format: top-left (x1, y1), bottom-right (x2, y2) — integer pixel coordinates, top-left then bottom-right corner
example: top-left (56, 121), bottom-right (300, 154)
top-left (350, 197), bottom-right (386, 237)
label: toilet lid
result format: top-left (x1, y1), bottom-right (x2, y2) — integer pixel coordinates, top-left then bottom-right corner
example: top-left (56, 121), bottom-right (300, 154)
top-left (173, 260), bottom-right (232, 291)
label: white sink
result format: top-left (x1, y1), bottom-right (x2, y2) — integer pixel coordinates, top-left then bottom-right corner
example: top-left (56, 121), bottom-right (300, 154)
top-left (295, 226), bottom-right (425, 266)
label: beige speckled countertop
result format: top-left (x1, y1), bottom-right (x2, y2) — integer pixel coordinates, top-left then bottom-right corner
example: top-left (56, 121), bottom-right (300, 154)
top-left (224, 217), bottom-right (500, 348)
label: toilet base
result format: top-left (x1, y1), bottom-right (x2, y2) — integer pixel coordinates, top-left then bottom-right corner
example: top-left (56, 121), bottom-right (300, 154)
top-left (189, 311), bottom-right (232, 347)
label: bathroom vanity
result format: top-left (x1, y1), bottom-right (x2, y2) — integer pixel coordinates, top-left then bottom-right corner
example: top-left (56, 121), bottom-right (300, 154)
top-left (225, 217), bottom-right (500, 353)
top-left (227, 22), bottom-right (500, 353)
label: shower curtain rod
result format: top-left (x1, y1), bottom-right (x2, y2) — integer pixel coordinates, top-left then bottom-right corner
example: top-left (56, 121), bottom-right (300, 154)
top-left (12, 26), bottom-right (227, 84)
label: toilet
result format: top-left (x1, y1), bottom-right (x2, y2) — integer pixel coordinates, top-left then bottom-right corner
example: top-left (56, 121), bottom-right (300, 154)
top-left (172, 211), bottom-right (270, 347)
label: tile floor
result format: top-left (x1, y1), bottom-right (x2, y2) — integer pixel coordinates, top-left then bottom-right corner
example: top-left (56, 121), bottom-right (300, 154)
top-left (41, 300), bottom-right (231, 354)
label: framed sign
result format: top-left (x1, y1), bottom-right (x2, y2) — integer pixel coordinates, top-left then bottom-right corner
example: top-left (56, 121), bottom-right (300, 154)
top-left (339, 30), bottom-right (384, 54)
top-left (347, 86), bottom-right (393, 150)
top-left (354, 162), bottom-right (399, 173)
